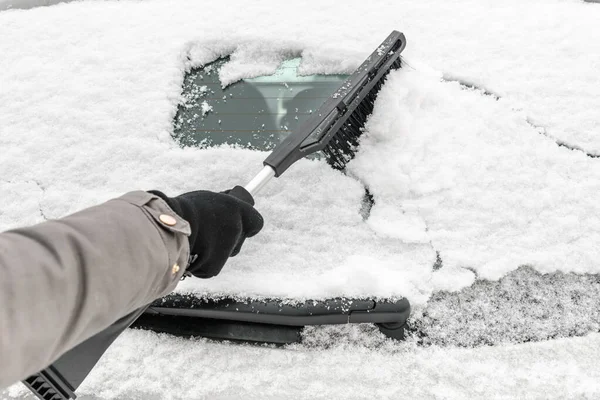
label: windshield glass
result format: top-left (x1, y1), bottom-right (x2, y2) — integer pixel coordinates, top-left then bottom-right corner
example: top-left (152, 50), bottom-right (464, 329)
top-left (173, 58), bottom-right (348, 150)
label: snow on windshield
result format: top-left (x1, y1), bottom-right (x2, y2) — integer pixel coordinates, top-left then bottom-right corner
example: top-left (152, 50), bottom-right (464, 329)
top-left (1, 0), bottom-right (599, 307)
top-left (2, 0), bottom-right (600, 398)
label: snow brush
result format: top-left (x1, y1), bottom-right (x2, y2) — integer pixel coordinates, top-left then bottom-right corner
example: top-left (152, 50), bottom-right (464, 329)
top-left (243, 30), bottom-right (406, 195)
top-left (22, 30), bottom-right (407, 400)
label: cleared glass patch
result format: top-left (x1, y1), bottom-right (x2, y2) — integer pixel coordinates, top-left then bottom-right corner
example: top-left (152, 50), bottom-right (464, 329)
top-left (173, 58), bottom-right (348, 151)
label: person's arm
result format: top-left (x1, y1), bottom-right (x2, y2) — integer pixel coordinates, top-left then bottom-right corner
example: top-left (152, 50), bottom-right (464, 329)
top-left (0, 191), bottom-right (190, 388)
top-left (0, 186), bottom-right (262, 389)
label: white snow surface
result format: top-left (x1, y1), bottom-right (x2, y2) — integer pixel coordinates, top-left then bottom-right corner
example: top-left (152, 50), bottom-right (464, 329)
top-left (1, 0), bottom-right (599, 304)
top-left (351, 66), bottom-right (600, 281)
top-left (4, 329), bottom-right (600, 399)
top-left (1, 0), bottom-right (600, 397)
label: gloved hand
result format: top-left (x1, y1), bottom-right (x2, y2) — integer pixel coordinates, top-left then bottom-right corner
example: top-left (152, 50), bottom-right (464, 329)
top-left (149, 186), bottom-right (263, 278)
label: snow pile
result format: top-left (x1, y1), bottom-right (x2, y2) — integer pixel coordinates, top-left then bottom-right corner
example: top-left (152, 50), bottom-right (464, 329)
top-left (351, 66), bottom-right (600, 282)
top-left (172, 153), bottom-right (442, 304)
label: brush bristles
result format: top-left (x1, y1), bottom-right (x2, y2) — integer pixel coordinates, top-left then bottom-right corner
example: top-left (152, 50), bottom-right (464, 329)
top-left (324, 57), bottom-right (403, 169)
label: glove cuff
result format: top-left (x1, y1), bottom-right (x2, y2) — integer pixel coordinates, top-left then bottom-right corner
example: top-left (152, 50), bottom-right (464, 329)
top-left (224, 186), bottom-right (255, 206)
top-left (147, 190), bottom-right (184, 218)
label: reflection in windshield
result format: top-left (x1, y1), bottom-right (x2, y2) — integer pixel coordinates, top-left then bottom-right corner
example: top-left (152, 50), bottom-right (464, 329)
top-left (173, 58), bottom-right (348, 151)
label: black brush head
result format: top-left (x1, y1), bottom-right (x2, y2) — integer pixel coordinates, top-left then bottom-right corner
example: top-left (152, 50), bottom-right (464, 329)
top-left (263, 31), bottom-right (407, 176)
top-left (323, 57), bottom-right (403, 169)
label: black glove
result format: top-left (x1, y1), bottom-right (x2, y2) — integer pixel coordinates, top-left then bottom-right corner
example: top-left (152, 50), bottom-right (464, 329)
top-left (149, 186), bottom-right (264, 278)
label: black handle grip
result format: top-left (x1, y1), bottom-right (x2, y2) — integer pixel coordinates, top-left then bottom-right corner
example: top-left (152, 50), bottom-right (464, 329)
top-left (23, 307), bottom-right (148, 400)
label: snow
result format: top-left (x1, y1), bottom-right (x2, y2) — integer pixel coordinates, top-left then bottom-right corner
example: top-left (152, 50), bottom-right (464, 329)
top-left (172, 156), bottom-right (438, 304)
top-left (199, 100), bottom-right (212, 116)
top-left (351, 65), bottom-right (600, 281)
top-left (1, 0), bottom-right (600, 397)
top-left (1, 0), bottom-right (599, 304)
top-left (5, 329), bottom-right (600, 399)
top-left (415, 266), bottom-right (600, 347)
top-left (0, 0), bottom-right (73, 10)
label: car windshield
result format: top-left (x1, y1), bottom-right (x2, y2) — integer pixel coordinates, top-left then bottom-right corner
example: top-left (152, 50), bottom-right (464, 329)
top-left (173, 58), bottom-right (348, 150)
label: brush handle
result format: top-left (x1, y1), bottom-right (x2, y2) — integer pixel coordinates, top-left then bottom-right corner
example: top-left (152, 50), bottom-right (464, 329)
top-left (244, 165), bottom-right (276, 197)
top-left (262, 31), bottom-right (406, 177)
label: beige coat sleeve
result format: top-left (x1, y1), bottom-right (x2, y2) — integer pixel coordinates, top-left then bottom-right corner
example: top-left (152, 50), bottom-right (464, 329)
top-left (0, 191), bottom-right (190, 388)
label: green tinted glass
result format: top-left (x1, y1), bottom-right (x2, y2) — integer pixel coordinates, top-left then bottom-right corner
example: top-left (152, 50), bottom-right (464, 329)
top-left (173, 58), bottom-right (348, 151)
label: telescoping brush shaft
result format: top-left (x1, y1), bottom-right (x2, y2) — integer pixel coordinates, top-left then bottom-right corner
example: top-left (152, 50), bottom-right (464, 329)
top-left (245, 166), bottom-right (276, 196)
top-left (243, 30), bottom-right (407, 197)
